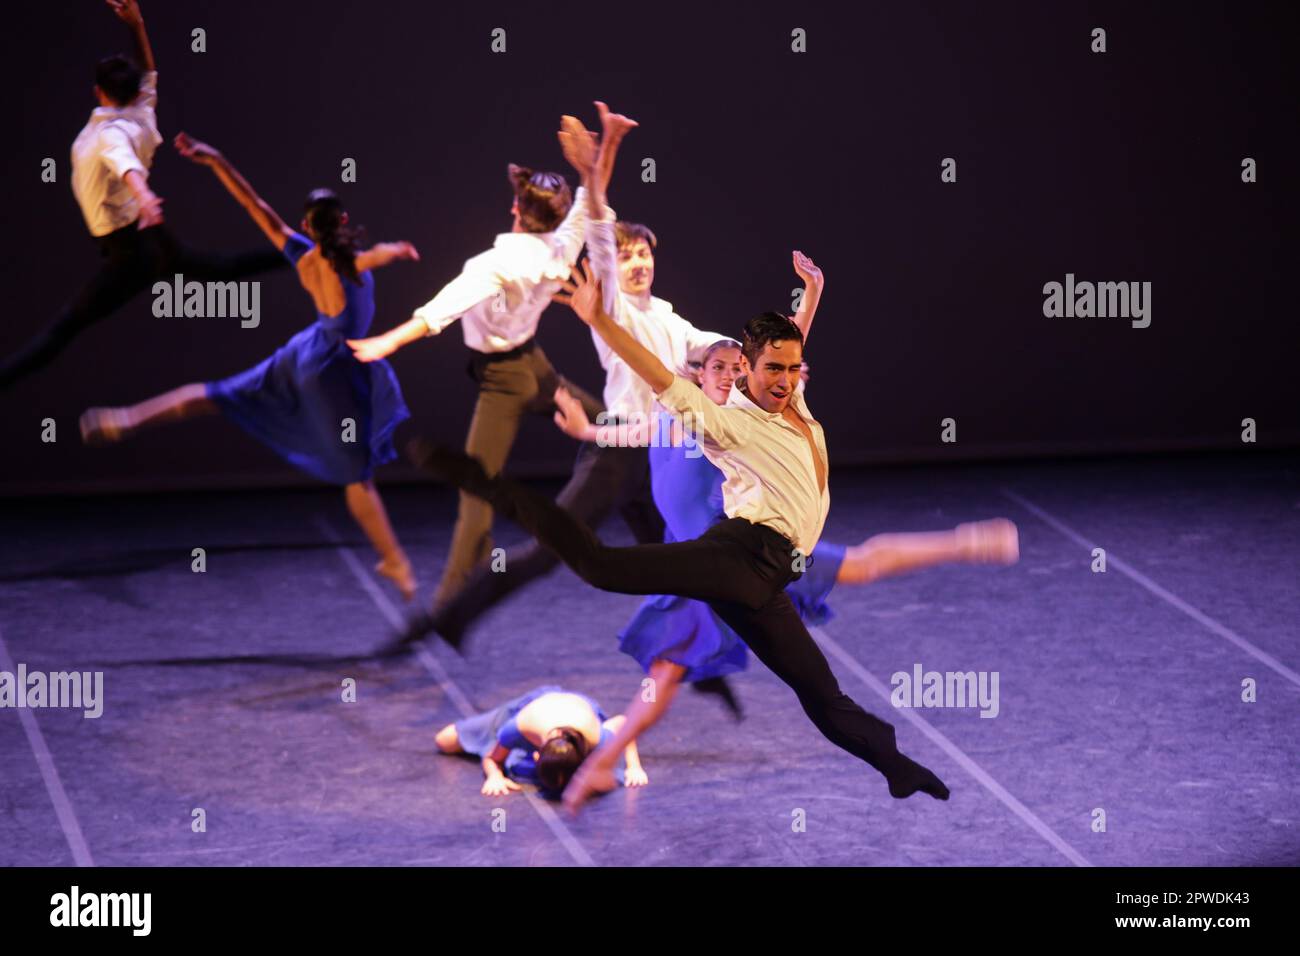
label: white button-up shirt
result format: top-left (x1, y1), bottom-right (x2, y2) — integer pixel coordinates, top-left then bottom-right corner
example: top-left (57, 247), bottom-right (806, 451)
top-left (587, 211), bottom-right (728, 419)
top-left (413, 187), bottom-right (589, 353)
top-left (653, 374), bottom-right (830, 555)
top-left (71, 70), bottom-right (162, 237)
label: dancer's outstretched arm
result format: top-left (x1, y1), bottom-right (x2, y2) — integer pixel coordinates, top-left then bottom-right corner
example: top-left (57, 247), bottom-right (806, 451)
top-left (552, 385), bottom-right (652, 447)
top-left (355, 242), bottom-right (420, 272)
top-left (554, 262), bottom-right (673, 393)
top-left (173, 133), bottom-right (292, 250)
top-left (790, 251), bottom-right (824, 345)
top-left (107, 0), bottom-right (155, 73)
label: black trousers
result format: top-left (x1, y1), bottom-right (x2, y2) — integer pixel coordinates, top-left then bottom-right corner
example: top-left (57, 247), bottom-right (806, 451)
top-left (433, 441), bottom-right (665, 631)
top-left (452, 459), bottom-right (914, 782)
top-left (0, 223), bottom-right (286, 390)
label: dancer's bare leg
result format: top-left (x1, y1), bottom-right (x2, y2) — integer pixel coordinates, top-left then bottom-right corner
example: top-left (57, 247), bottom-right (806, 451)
top-left (837, 518), bottom-right (1019, 585)
top-left (346, 480), bottom-right (416, 601)
top-left (563, 658), bottom-right (685, 813)
top-left (80, 383), bottom-right (216, 445)
top-left (435, 724), bottom-right (463, 754)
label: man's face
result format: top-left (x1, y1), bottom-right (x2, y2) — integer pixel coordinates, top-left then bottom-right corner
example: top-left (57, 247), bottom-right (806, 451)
top-left (700, 346), bottom-right (744, 406)
top-left (746, 339), bottom-right (804, 413)
top-left (617, 239), bottom-right (655, 296)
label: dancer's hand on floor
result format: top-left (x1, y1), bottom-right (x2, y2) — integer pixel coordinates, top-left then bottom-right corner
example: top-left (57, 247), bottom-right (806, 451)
top-left (481, 776), bottom-right (521, 797)
top-left (624, 766), bottom-right (649, 788)
top-left (347, 334), bottom-right (395, 363)
top-left (552, 386), bottom-right (591, 441)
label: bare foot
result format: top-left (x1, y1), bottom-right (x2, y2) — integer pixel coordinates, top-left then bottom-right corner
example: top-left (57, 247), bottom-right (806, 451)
top-left (595, 100), bottom-right (638, 140)
top-left (79, 408), bottom-right (131, 446)
top-left (375, 558), bottom-right (417, 602)
top-left (561, 760), bottom-right (618, 815)
top-left (956, 518), bottom-right (1019, 565)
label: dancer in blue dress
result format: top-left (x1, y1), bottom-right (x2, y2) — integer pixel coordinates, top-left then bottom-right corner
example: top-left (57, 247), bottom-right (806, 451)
top-left (435, 685), bottom-right (645, 797)
top-left (79, 132), bottom-right (420, 599)
top-left (551, 255), bottom-right (1020, 808)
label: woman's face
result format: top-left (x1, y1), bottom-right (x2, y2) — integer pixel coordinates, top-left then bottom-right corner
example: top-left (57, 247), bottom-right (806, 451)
top-left (700, 346), bottom-right (744, 406)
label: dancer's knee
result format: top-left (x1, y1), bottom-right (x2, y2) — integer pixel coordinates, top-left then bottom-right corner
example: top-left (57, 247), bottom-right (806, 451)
top-left (434, 724), bottom-right (462, 753)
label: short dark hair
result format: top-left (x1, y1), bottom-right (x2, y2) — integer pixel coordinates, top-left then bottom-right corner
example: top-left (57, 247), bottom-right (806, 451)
top-left (741, 312), bottom-right (804, 367)
top-left (535, 727), bottom-right (590, 794)
top-left (508, 164), bottom-right (572, 233)
top-left (95, 55), bottom-right (142, 107)
top-left (615, 221), bottom-right (657, 251)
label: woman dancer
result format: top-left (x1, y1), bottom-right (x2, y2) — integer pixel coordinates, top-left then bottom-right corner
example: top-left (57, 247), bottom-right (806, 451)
top-left (80, 133), bottom-right (418, 599)
top-left (436, 685), bottom-right (646, 797)
top-left (552, 326), bottom-right (1017, 808)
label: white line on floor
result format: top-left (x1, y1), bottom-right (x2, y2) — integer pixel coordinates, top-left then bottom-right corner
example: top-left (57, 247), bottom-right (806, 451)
top-left (809, 625), bottom-right (1093, 867)
top-left (312, 515), bottom-right (596, 867)
top-left (0, 629), bottom-right (95, 867)
top-left (1002, 488), bottom-right (1300, 690)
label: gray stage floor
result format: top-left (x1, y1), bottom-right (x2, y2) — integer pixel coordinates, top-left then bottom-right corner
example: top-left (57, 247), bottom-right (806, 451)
top-left (2, 452), bottom-right (1297, 866)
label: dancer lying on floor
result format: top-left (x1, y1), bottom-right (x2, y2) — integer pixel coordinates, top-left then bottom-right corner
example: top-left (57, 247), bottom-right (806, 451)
top-left (435, 685), bottom-right (646, 797)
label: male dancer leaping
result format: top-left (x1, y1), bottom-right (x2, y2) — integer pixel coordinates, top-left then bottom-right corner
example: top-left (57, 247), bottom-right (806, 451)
top-left (349, 138), bottom-right (608, 614)
top-left (0, 0), bottom-right (284, 391)
top-left (407, 265), bottom-right (955, 805)
top-left (410, 103), bottom-right (743, 648)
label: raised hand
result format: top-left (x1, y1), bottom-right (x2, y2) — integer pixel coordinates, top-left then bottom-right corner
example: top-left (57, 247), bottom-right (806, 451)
top-left (551, 258), bottom-right (605, 327)
top-left (173, 132), bottom-right (221, 166)
top-left (106, 0), bottom-right (143, 26)
top-left (792, 249), bottom-right (824, 290)
top-left (557, 114), bottom-right (598, 177)
top-left (595, 100), bottom-right (639, 142)
top-left (391, 241), bottom-right (420, 262)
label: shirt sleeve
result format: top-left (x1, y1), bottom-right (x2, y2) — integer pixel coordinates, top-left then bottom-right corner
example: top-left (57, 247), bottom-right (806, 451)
top-left (653, 375), bottom-right (745, 450)
top-left (548, 185), bottom-right (589, 269)
top-left (133, 70), bottom-right (158, 112)
top-left (281, 230), bottom-right (314, 265)
top-left (585, 202), bottom-right (622, 319)
top-left (412, 253), bottom-right (502, 336)
top-left (98, 124), bottom-right (147, 181)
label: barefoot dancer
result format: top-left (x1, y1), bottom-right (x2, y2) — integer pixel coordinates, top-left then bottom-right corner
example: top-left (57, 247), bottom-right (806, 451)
top-left (0, 0), bottom-right (284, 391)
top-left (407, 267), bottom-right (960, 806)
top-left (435, 685), bottom-right (646, 797)
top-left (80, 134), bottom-right (418, 599)
top-left (552, 327), bottom-right (1018, 808)
top-left (347, 148), bottom-right (606, 613)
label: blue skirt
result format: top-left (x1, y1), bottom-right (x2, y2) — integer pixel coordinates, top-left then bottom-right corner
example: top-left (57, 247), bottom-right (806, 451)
top-left (619, 542), bottom-right (846, 682)
top-left (207, 323), bottom-right (408, 485)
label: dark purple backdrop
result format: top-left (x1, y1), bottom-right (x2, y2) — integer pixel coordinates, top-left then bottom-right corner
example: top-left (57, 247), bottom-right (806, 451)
top-left (4, 0), bottom-right (1296, 495)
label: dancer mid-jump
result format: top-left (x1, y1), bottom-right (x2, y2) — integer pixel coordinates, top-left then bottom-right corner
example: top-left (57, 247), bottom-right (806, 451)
top-left (80, 134), bottom-right (418, 600)
top-left (408, 265), bottom-right (962, 803)
top-left (0, 0), bottom-right (284, 391)
top-left (347, 144), bottom-right (607, 614)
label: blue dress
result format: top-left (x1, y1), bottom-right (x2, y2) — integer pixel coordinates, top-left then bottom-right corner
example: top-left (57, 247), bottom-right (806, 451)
top-left (205, 232), bottom-right (409, 484)
top-left (452, 685), bottom-right (625, 787)
top-left (619, 412), bottom-right (845, 682)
